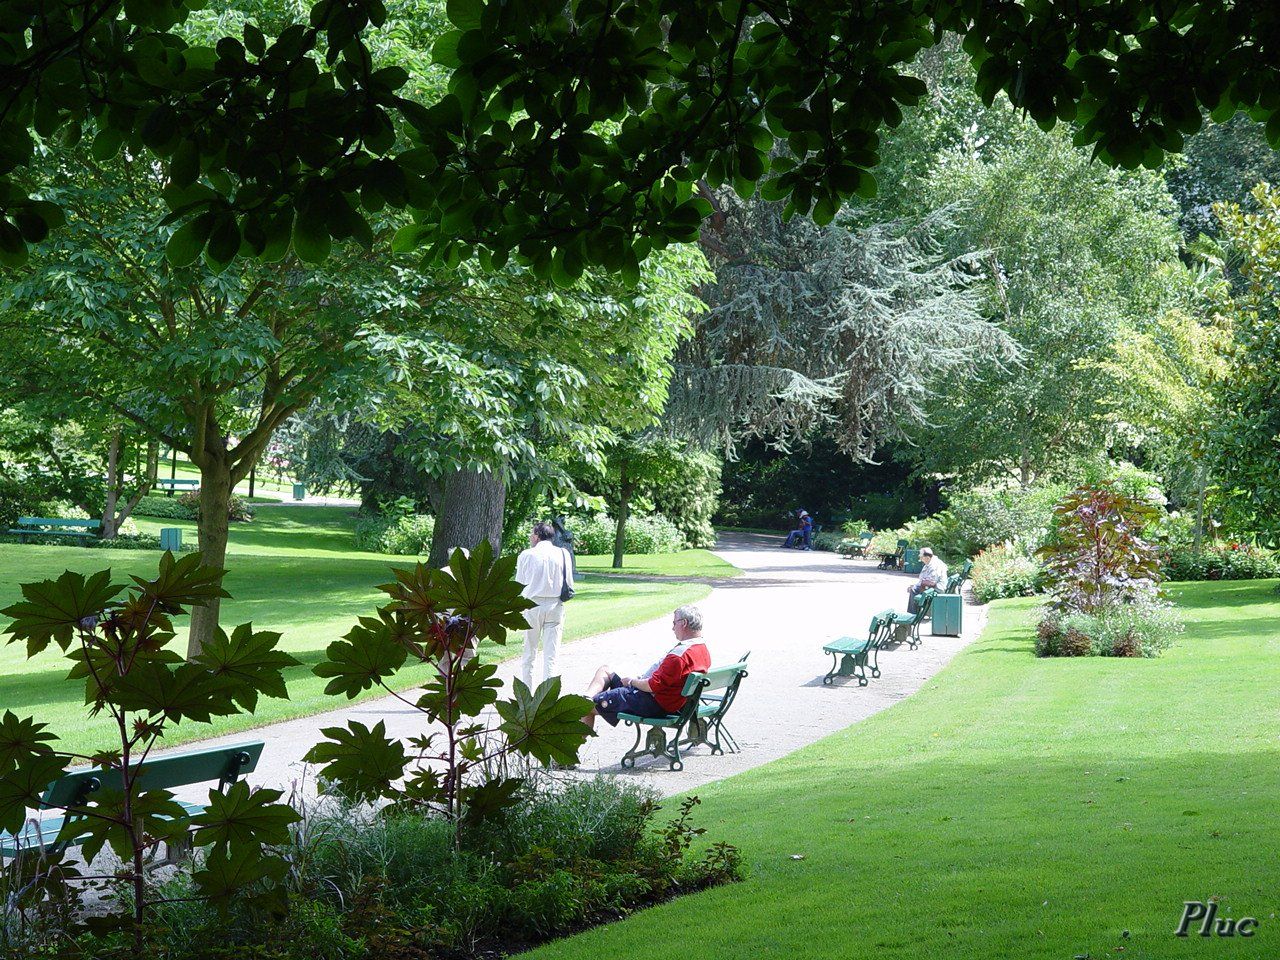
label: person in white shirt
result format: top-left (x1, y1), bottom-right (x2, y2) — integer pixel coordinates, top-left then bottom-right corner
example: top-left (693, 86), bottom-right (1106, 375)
top-left (908, 547), bottom-right (948, 612)
top-left (515, 521), bottom-right (575, 689)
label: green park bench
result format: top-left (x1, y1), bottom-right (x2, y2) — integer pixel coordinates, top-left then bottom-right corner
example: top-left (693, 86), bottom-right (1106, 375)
top-left (0, 741), bottom-right (265, 864)
top-left (877, 538), bottom-right (909, 570)
top-left (944, 559), bottom-right (974, 593)
top-left (838, 531), bottom-right (874, 558)
top-left (878, 588), bottom-right (938, 649)
top-left (619, 658), bottom-right (750, 772)
top-left (823, 614), bottom-right (894, 686)
top-left (155, 478), bottom-right (200, 497)
top-left (5, 516), bottom-right (101, 542)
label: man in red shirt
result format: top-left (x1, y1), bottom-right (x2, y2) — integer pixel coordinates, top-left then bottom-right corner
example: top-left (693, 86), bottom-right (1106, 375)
top-left (584, 605), bottom-right (712, 731)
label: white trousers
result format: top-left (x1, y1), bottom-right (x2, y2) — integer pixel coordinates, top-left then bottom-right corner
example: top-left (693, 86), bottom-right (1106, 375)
top-left (521, 596), bottom-right (565, 690)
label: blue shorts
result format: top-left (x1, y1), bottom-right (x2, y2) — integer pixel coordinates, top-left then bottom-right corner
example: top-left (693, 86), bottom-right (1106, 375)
top-left (592, 673), bottom-right (667, 727)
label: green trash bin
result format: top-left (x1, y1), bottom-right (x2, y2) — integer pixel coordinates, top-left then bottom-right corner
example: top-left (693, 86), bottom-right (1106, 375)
top-left (902, 548), bottom-right (922, 574)
top-left (932, 592), bottom-right (963, 637)
top-left (292, 483), bottom-right (306, 501)
top-left (159, 527), bottom-right (182, 552)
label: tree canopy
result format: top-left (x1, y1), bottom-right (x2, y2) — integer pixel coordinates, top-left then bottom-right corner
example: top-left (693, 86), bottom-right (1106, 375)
top-left (4, 1), bottom-right (1280, 278)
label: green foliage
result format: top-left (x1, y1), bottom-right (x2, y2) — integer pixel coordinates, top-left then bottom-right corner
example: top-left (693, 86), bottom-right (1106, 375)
top-left (574, 514), bottom-right (686, 555)
top-left (305, 543), bottom-right (591, 835)
top-left (0, 554), bottom-right (299, 951)
top-left (899, 48), bottom-right (1189, 486)
top-left (0, 475), bottom-right (44, 530)
top-left (650, 448), bottom-right (721, 549)
top-left (134, 495), bottom-right (198, 521)
top-left (970, 544), bottom-right (1046, 604)
top-left (1039, 486), bottom-right (1163, 616)
top-left (177, 491), bottom-right (254, 523)
top-left (1162, 543), bottom-right (1280, 581)
top-left (936, 482), bottom-right (1071, 559)
top-left (122, 776), bottom-right (740, 960)
top-left (352, 505), bottom-right (434, 555)
top-left (1212, 184), bottom-right (1280, 546)
top-left (1037, 597), bottom-right (1183, 658)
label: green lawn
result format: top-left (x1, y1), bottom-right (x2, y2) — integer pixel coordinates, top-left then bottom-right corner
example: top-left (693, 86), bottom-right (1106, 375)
top-left (527, 579), bottom-right (1280, 960)
top-left (574, 550), bottom-right (740, 578)
top-left (0, 505), bottom-right (710, 755)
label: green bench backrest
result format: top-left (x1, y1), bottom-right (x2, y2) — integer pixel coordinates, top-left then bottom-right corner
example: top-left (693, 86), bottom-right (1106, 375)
top-left (16, 517), bottom-right (102, 529)
top-left (682, 662), bottom-right (748, 696)
top-left (859, 531), bottom-right (873, 540)
top-left (913, 589), bottom-right (937, 623)
top-left (42, 742), bottom-right (265, 809)
top-left (896, 538), bottom-right (909, 548)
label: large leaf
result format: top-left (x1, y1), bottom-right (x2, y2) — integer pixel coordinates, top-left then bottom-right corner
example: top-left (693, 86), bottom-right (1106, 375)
top-left (130, 551), bottom-right (229, 613)
top-left (0, 752), bottom-right (66, 835)
top-left (0, 710), bottom-right (58, 772)
top-left (192, 841), bottom-right (289, 907)
top-left (110, 660), bottom-right (238, 724)
top-left (1, 569), bottom-right (123, 656)
top-left (460, 776), bottom-right (524, 827)
top-left (66, 787), bottom-right (190, 865)
top-left (313, 614), bottom-right (408, 698)
top-left (432, 541), bottom-right (534, 642)
top-left (495, 678), bottom-right (593, 766)
top-left (303, 720), bottom-right (408, 802)
top-left (191, 782), bottom-right (299, 848)
top-left (416, 659), bottom-right (501, 722)
top-left (193, 622), bottom-right (299, 711)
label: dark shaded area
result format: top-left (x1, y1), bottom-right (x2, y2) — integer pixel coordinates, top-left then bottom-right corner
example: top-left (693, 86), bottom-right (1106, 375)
top-left (714, 436), bottom-right (926, 530)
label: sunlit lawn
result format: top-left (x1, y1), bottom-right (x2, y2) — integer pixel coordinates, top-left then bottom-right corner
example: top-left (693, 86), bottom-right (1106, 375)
top-left (0, 505), bottom-right (712, 754)
top-left (527, 580), bottom-right (1280, 960)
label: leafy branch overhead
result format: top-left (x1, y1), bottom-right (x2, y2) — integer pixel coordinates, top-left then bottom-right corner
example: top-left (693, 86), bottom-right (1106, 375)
top-left (306, 541), bottom-right (591, 836)
top-left (2, 1), bottom-right (1279, 275)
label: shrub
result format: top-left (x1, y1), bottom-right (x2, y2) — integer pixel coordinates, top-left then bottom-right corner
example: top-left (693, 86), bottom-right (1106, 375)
top-left (970, 544), bottom-right (1045, 603)
top-left (175, 491), bottom-right (254, 522)
top-left (811, 531), bottom-right (845, 552)
top-left (651, 449), bottom-right (722, 548)
top-left (939, 481), bottom-right (1070, 558)
top-left (353, 510), bottom-right (434, 555)
top-left (1039, 485), bottom-right (1162, 615)
top-left (1162, 543), bottom-right (1280, 581)
top-left (1036, 597), bottom-right (1183, 658)
top-left (132, 779), bottom-right (741, 960)
top-left (574, 513), bottom-right (686, 554)
top-left (134, 494), bottom-right (198, 520)
top-left (0, 475), bottom-right (42, 529)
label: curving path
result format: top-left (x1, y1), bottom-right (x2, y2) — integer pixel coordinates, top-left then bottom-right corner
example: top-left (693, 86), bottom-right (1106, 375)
top-left (178, 533), bottom-right (987, 799)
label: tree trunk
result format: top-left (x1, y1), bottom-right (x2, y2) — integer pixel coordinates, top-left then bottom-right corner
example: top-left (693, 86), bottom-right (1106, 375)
top-left (612, 469), bottom-right (632, 570)
top-left (1193, 462), bottom-right (1209, 553)
top-left (428, 467), bottom-right (506, 568)
top-left (102, 428), bottom-right (122, 539)
top-left (187, 459), bottom-right (232, 658)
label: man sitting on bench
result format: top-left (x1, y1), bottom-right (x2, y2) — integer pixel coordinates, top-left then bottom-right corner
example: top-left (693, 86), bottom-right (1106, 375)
top-left (908, 547), bottom-right (948, 613)
top-left (584, 605), bottom-right (711, 731)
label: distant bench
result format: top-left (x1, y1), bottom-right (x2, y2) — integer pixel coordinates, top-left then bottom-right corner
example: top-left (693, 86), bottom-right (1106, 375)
top-left (5, 516), bottom-right (101, 542)
top-left (155, 478), bottom-right (200, 496)
top-left (618, 657), bottom-right (750, 771)
top-left (822, 589), bottom-right (938, 685)
top-left (0, 741), bottom-right (265, 863)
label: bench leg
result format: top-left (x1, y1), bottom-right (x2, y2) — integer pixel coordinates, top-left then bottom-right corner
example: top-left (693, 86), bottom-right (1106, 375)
top-left (869, 643), bottom-right (881, 679)
top-left (710, 718), bottom-right (739, 755)
top-left (824, 652), bottom-right (868, 686)
top-left (619, 722), bottom-right (645, 769)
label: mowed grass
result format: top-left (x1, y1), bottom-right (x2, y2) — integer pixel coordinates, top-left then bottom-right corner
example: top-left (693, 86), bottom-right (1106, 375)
top-left (574, 550), bottom-right (740, 578)
top-left (526, 579), bottom-right (1280, 960)
top-left (0, 505), bottom-right (710, 755)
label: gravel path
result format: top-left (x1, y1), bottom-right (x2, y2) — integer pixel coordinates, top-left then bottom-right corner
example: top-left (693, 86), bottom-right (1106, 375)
top-left (176, 533), bottom-right (987, 799)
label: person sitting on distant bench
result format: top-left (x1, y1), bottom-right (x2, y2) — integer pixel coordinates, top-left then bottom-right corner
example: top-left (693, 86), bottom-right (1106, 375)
top-left (907, 547), bottom-right (948, 613)
top-left (583, 605), bottom-right (711, 731)
top-left (783, 511), bottom-right (812, 549)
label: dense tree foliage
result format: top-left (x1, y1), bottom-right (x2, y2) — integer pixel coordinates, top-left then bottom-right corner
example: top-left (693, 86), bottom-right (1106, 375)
top-left (670, 193), bottom-right (1015, 460)
top-left (4, 1), bottom-right (1280, 279)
